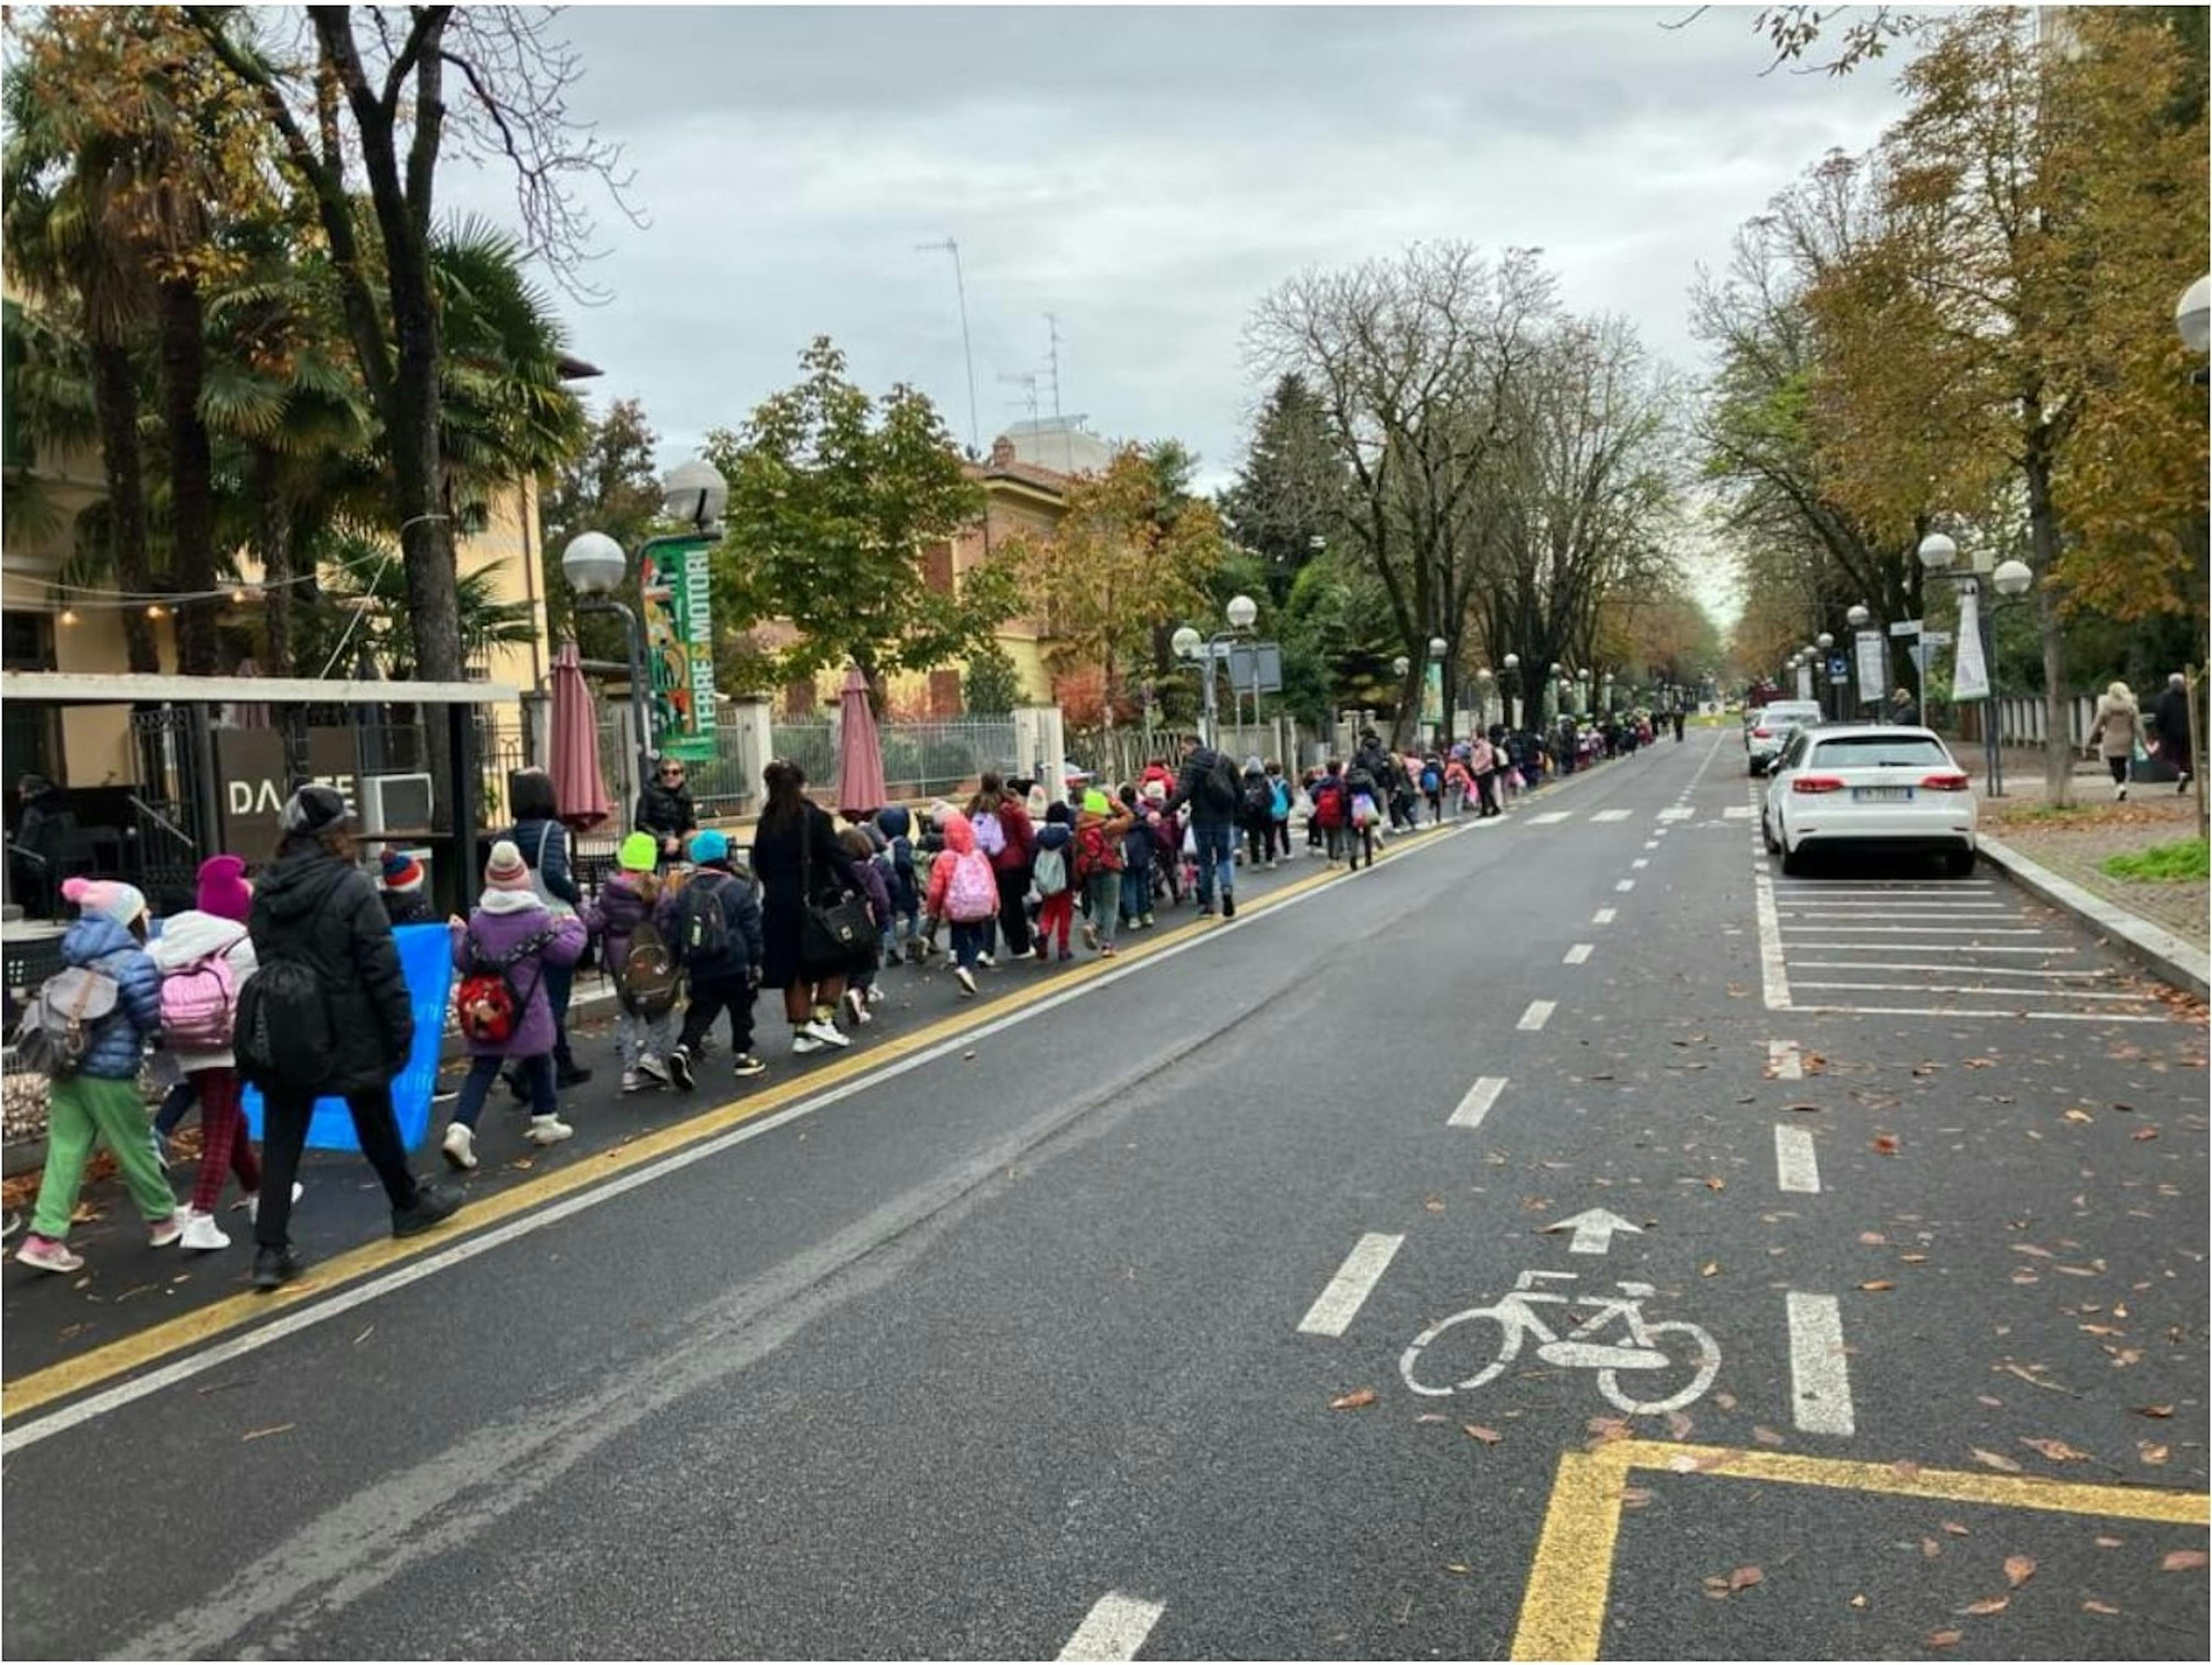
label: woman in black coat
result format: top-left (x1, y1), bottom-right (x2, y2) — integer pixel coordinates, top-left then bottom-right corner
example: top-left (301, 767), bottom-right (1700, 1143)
top-left (246, 786), bottom-right (457, 1289)
top-left (748, 759), bottom-right (863, 1057)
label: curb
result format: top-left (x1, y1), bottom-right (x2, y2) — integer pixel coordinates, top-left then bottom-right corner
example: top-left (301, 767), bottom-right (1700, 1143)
top-left (1978, 834), bottom-right (2209, 1000)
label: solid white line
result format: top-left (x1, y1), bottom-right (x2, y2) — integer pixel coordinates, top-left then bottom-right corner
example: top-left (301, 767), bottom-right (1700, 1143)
top-left (1778, 925), bottom-right (2042, 936)
top-left (1449, 1076), bottom-right (1509, 1129)
top-left (1518, 1000), bottom-right (1556, 1031)
top-left (1754, 870), bottom-right (1792, 1010)
top-left (1296, 1233), bottom-right (1406, 1337)
top-left (1774, 1126), bottom-right (1821, 1194)
top-left (1615, 879), bottom-right (1636, 893)
top-left (1787, 1292), bottom-right (1856, 1436)
top-left (1058, 1592), bottom-right (1166, 1662)
top-left (1779, 901), bottom-right (2009, 911)
top-left (1782, 942), bottom-right (2074, 955)
top-left (1790, 1004), bottom-right (2172, 1024)
top-left (1592, 908), bottom-right (1616, 925)
top-left (1788, 961), bottom-right (2109, 979)
top-left (1564, 944), bottom-right (1593, 965)
top-left (1792, 981), bottom-right (2154, 1003)
top-left (1775, 879), bottom-right (1995, 887)
top-left (1767, 1039), bottom-right (1803, 1080)
top-left (1591, 808), bottom-right (1632, 822)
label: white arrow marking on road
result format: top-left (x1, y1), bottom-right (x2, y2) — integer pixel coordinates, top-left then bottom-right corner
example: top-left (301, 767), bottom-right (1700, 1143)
top-left (1059, 1593), bottom-right (1165, 1662)
top-left (1546, 1208), bottom-right (1643, 1255)
top-left (1564, 944), bottom-right (1593, 965)
top-left (1449, 1075), bottom-right (1508, 1129)
top-left (1297, 1233), bottom-right (1405, 1336)
top-left (1518, 1000), bottom-right (1556, 1031)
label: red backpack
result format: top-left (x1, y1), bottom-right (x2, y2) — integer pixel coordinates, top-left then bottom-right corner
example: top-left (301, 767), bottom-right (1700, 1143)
top-left (1313, 780), bottom-right (1346, 830)
top-left (1075, 820), bottom-right (1124, 878)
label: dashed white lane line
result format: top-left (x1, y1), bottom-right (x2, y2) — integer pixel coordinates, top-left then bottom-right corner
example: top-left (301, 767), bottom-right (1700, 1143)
top-left (1592, 908), bottom-right (1616, 925)
top-left (1658, 807), bottom-right (1693, 822)
top-left (1529, 811), bottom-right (1571, 825)
top-left (1058, 1592), bottom-right (1166, 1661)
top-left (1448, 1076), bottom-right (1509, 1130)
top-left (1722, 806), bottom-right (1756, 819)
top-left (1786, 1292), bottom-right (1856, 1436)
top-left (1630, 858), bottom-right (1649, 870)
top-left (1643, 840), bottom-right (1660, 850)
top-left (1767, 1039), bottom-right (1803, 1080)
top-left (1614, 879), bottom-right (1636, 893)
top-left (1591, 808), bottom-right (1632, 822)
top-left (1774, 1125), bottom-right (1821, 1194)
top-left (1518, 1000), bottom-right (1556, 1031)
top-left (1564, 944), bottom-right (1593, 965)
top-left (1297, 1233), bottom-right (1406, 1337)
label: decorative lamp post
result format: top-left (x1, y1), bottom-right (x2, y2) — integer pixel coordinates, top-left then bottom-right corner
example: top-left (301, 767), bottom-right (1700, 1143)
top-left (1176, 596), bottom-right (1257, 748)
top-left (1815, 630), bottom-right (1837, 720)
top-left (1502, 653), bottom-right (1521, 731)
top-left (1919, 529), bottom-right (2021, 794)
top-left (1475, 666), bottom-right (1494, 732)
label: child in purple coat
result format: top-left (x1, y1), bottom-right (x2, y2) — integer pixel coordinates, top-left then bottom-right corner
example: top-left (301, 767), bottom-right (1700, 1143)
top-left (441, 839), bottom-right (586, 1172)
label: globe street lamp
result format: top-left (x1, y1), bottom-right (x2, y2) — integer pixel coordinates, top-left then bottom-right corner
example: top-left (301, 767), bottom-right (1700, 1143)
top-left (2178, 273), bottom-right (2211, 371)
top-left (1475, 666), bottom-right (1494, 732)
top-left (1502, 653), bottom-right (1521, 730)
top-left (1815, 630), bottom-right (1838, 720)
top-left (1175, 597), bottom-right (1258, 748)
top-left (1845, 602), bottom-right (1875, 714)
top-left (562, 456), bottom-right (730, 802)
top-left (1919, 529), bottom-right (2022, 794)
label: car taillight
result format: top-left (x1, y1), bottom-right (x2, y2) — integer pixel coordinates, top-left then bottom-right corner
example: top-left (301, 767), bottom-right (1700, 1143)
top-left (1921, 771), bottom-right (1970, 791)
top-left (1792, 774), bottom-right (1846, 794)
top-left (1752, 728), bottom-right (1771, 739)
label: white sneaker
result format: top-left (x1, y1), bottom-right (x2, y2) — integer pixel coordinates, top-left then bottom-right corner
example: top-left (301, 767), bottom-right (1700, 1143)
top-left (975, 952), bottom-right (995, 969)
top-left (148, 1208), bottom-right (191, 1249)
top-left (180, 1209), bottom-right (230, 1252)
top-left (638, 1053), bottom-right (671, 1085)
top-left (864, 984), bottom-right (885, 1007)
top-left (792, 1029), bottom-right (827, 1055)
top-left (803, 1018), bottom-right (852, 1049)
top-left (442, 1122), bottom-right (479, 1172)
top-left (954, 965), bottom-right (977, 996)
top-left (621, 1068), bottom-right (647, 1094)
top-left (842, 988), bottom-right (867, 1026)
top-left (525, 1114), bottom-right (574, 1146)
top-left (237, 1182), bottom-right (305, 1221)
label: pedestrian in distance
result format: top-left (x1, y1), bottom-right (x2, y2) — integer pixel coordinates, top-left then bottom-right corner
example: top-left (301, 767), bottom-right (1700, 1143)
top-left (1888, 686), bottom-right (1919, 727)
top-left (1301, 766), bottom-right (1325, 852)
top-left (968, 771), bottom-right (1036, 965)
top-left (1420, 754), bottom-right (1444, 823)
top-left (240, 785), bottom-right (458, 1291)
top-left (1115, 784), bottom-right (1155, 930)
top-left (502, 767), bottom-right (589, 1089)
top-left (1672, 706), bottom-right (1687, 743)
top-left (377, 848), bottom-right (437, 926)
top-left (1161, 732), bottom-right (1241, 918)
top-left (149, 854), bottom-right (271, 1252)
top-left (14, 878), bottom-right (186, 1275)
top-left (1073, 789), bottom-right (1132, 956)
top-left (1031, 801), bottom-right (1079, 960)
top-left (837, 827), bottom-right (892, 1029)
top-left (1237, 756), bottom-right (1274, 873)
top-left (874, 805), bottom-right (923, 963)
top-left (1310, 760), bottom-right (1348, 867)
top-left (635, 752), bottom-right (698, 868)
top-left (926, 809), bottom-right (1000, 994)
top-left (2087, 681), bottom-right (2144, 801)
top-left (2152, 671), bottom-right (2195, 795)
top-left (750, 759), bottom-right (866, 1054)
top-left (585, 832), bottom-right (679, 1094)
top-left (660, 829), bottom-right (767, 1083)
top-left (1265, 761), bottom-right (1294, 863)
top-left (441, 839), bottom-right (587, 1172)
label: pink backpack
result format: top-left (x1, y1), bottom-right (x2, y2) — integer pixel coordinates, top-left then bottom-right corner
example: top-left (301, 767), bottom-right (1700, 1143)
top-left (160, 951), bottom-right (238, 1052)
top-left (946, 848), bottom-right (999, 923)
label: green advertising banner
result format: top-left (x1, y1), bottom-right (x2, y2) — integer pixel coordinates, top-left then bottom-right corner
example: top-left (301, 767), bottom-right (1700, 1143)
top-left (638, 534), bottom-right (718, 762)
top-left (1421, 660), bottom-right (1444, 727)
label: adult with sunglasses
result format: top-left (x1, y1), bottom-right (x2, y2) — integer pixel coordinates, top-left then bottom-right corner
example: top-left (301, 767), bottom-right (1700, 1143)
top-left (636, 753), bottom-right (699, 867)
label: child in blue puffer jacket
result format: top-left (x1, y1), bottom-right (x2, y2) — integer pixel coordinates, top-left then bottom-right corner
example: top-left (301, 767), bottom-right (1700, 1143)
top-left (875, 804), bottom-right (921, 962)
top-left (16, 879), bottom-right (186, 1274)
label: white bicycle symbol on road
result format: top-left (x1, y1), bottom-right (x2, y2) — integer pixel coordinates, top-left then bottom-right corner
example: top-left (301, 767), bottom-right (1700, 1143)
top-left (1399, 1271), bottom-right (1721, 1415)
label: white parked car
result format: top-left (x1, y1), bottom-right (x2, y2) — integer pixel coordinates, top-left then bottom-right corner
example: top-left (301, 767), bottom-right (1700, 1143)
top-left (1746, 701), bottom-right (1824, 774)
top-left (1761, 724), bottom-right (1978, 877)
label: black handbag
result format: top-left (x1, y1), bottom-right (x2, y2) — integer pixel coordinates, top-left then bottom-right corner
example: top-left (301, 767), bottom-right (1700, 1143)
top-left (798, 813), bottom-right (874, 975)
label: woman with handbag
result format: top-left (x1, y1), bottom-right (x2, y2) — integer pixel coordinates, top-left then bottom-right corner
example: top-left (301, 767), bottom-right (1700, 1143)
top-left (750, 759), bottom-right (866, 1056)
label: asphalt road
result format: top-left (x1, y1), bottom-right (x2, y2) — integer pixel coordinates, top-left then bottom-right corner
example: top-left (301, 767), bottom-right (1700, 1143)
top-left (4, 731), bottom-right (2205, 1662)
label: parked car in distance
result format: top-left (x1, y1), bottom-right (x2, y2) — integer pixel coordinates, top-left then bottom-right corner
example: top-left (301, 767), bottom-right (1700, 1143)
top-left (1761, 724), bottom-right (1978, 877)
top-left (1747, 701), bottom-right (1824, 774)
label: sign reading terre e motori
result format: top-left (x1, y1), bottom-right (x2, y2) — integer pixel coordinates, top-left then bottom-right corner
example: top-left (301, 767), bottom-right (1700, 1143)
top-left (638, 534), bottom-right (718, 763)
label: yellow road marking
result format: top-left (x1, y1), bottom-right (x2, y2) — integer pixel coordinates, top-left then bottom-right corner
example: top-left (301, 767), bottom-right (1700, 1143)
top-left (4, 822), bottom-right (1470, 1424)
top-left (1511, 1440), bottom-right (2211, 1661)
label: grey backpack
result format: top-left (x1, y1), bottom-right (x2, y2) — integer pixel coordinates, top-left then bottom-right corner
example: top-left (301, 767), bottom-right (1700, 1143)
top-left (17, 964), bottom-right (120, 1078)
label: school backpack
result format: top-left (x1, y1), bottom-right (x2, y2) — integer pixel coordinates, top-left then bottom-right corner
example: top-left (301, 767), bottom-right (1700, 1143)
top-left (615, 916), bottom-right (684, 1019)
top-left (235, 951), bottom-right (337, 1093)
top-left (1032, 842), bottom-right (1069, 898)
top-left (16, 965), bottom-right (119, 1079)
top-left (1421, 764), bottom-right (1441, 793)
top-left (1351, 792), bottom-right (1379, 828)
top-left (453, 925), bottom-right (556, 1046)
top-left (1200, 751), bottom-right (1239, 814)
top-left (1313, 781), bottom-right (1345, 830)
top-left (946, 847), bottom-right (999, 923)
top-left (159, 951), bottom-right (238, 1053)
top-left (972, 809), bottom-right (1007, 858)
top-left (1241, 776), bottom-right (1274, 822)
top-left (673, 873), bottom-right (735, 965)
top-left (1270, 778), bottom-right (1292, 820)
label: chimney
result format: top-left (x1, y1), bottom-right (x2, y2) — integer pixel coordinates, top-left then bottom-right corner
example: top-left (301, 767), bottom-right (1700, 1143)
top-left (990, 434), bottom-right (1016, 468)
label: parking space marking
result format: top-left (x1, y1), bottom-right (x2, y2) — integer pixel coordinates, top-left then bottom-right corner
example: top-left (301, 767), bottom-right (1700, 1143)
top-left (1786, 1292), bottom-right (1855, 1436)
top-left (1518, 1001), bottom-right (1557, 1031)
top-left (1754, 872), bottom-right (1792, 1009)
top-left (1563, 944), bottom-right (1593, 965)
top-left (1722, 806), bottom-right (1755, 819)
top-left (1591, 908), bottom-right (1616, 925)
top-left (1449, 1076), bottom-right (1509, 1129)
top-left (1779, 923), bottom-right (2044, 936)
top-left (1774, 1126), bottom-right (1821, 1194)
top-left (1789, 960), bottom-right (2102, 979)
top-left (1783, 940), bottom-right (2071, 954)
top-left (1794, 981), bottom-right (2155, 1003)
top-left (1058, 1592), bottom-right (1165, 1661)
top-left (1792, 1002), bottom-right (2171, 1023)
top-left (1766, 1039), bottom-right (1803, 1080)
top-left (1296, 1233), bottom-right (1406, 1337)
top-left (1511, 1439), bottom-right (2209, 1663)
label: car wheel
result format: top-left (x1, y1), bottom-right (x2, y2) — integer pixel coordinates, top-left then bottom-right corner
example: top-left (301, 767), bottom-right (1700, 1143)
top-left (1779, 836), bottom-right (1808, 877)
top-left (1942, 847), bottom-right (1976, 879)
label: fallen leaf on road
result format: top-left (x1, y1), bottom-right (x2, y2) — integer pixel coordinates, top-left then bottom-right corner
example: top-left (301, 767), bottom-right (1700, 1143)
top-left (2163, 1550), bottom-right (2209, 1572)
top-left (1414, 1412), bottom-right (1451, 1424)
top-left (1729, 1566), bottom-right (1763, 1592)
top-left (2082, 1600), bottom-right (2120, 1615)
top-left (1971, 1448), bottom-right (2023, 1473)
top-left (2094, 1536), bottom-right (2124, 1549)
top-left (2012, 1243), bottom-right (2054, 1258)
top-left (1445, 1562), bottom-right (1471, 1575)
top-left (1424, 1196), bottom-right (1446, 1213)
top-left (1587, 1416), bottom-right (1631, 1443)
top-left (1925, 1629), bottom-right (1963, 1647)
top-left (1891, 1459), bottom-right (1923, 1481)
top-left (1871, 1134), bottom-right (1900, 1156)
top-left (2064, 1108), bottom-right (2095, 1123)
top-left (1859, 1231), bottom-right (1887, 1245)
top-left (1753, 1425), bottom-right (1787, 1447)
top-left (1705, 1174), bottom-right (1726, 1191)
top-left (2136, 1404), bottom-right (2175, 1418)
top-left (1329, 1388), bottom-right (1377, 1411)
top-left (1921, 1537), bottom-right (1943, 1559)
top-left (2021, 1437), bottom-right (2092, 1462)
top-left (1941, 1521), bottom-right (1970, 1536)
top-left (1619, 1486), bottom-right (1653, 1511)
top-left (1715, 1391), bottom-right (1738, 1411)
top-left (1849, 1593), bottom-right (1867, 1609)
top-left (241, 1423), bottom-right (294, 1441)
top-left (1782, 1102), bottom-right (1823, 1113)
top-left (1463, 1424), bottom-right (1503, 1445)
top-left (1958, 1597), bottom-right (2008, 1616)
top-left (2004, 1555), bottom-right (2035, 1588)
top-left (2138, 1442), bottom-right (2170, 1467)
top-left (2130, 1128), bottom-right (2159, 1142)
top-left (1859, 1280), bottom-right (1896, 1292)
top-left (1700, 1261), bottom-right (1719, 1276)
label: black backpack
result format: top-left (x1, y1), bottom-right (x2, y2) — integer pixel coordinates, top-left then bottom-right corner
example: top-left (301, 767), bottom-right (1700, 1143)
top-left (1201, 751), bottom-right (1239, 813)
top-left (1240, 776), bottom-right (1273, 822)
top-left (674, 873), bottom-right (733, 965)
top-left (235, 956), bottom-right (337, 1091)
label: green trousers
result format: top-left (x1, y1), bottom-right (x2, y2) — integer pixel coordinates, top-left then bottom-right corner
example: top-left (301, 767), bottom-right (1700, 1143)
top-left (30, 1073), bottom-right (176, 1242)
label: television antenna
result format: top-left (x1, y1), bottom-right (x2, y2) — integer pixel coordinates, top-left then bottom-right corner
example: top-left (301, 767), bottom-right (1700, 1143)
top-left (914, 237), bottom-right (981, 458)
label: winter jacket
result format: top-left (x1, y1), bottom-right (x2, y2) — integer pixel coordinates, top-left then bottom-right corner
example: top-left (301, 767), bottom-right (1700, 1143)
top-left (848, 854), bottom-right (893, 934)
top-left (876, 806), bottom-right (920, 917)
top-left (924, 812), bottom-right (981, 919)
top-left (2089, 697), bottom-right (2142, 761)
top-left (634, 778), bottom-right (697, 849)
top-left (450, 892), bottom-right (586, 1058)
top-left (148, 909), bottom-right (258, 1073)
top-left (381, 889), bottom-right (437, 928)
top-left (653, 864), bottom-right (764, 979)
top-left (1165, 745), bottom-right (1238, 827)
top-left (504, 815), bottom-right (581, 910)
top-left (585, 870), bottom-right (657, 979)
top-left (55, 913), bottom-right (163, 1080)
top-left (2153, 684), bottom-right (2194, 762)
top-left (249, 848), bottom-right (414, 1096)
top-left (752, 801), bottom-right (860, 913)
top-left (1237, 764), bottom-right (1274, 829)
top-left (1036, 819), bottom-right (1079, 876)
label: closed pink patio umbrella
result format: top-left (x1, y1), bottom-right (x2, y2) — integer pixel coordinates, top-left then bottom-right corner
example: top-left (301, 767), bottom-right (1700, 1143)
top-left (836, 663), bottom-right (890, 816)
top-left (548, 637), bottom-right (614, 831)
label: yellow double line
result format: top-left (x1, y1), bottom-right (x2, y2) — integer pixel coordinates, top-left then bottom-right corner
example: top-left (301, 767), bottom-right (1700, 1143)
top-left (5, 824), bottom-right (1471, 1424)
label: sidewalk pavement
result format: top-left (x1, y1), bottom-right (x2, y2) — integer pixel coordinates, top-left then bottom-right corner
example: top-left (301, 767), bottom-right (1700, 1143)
top-left (1970, 745), bottom-right (2208, 997)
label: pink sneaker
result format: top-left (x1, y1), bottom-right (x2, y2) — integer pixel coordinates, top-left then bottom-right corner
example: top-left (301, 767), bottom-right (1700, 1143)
top-left (16, 1234), bottom-right (84, 1274)
top-left (147, 1208), bottom-right (191, 1249)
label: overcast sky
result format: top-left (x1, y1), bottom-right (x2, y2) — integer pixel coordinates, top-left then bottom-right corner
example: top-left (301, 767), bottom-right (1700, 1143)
top-left (449, 4), bottom-right (1918, 604)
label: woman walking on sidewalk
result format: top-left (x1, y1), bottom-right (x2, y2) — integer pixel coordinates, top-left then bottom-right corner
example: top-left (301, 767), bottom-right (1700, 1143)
top-left (751, 759), bottom-right (865, 1053)
top-left (2088, 681), bottom-right (2144, 801)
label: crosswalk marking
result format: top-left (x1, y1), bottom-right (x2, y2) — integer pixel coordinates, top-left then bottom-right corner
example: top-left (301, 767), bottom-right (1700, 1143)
top-left (1657, 807), bottom-right (1693, 822)
top-left (1722, 806), bottom-right (1756, 819)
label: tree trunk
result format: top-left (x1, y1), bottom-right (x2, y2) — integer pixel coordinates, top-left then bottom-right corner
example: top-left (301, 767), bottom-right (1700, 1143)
top-left (2023, 453), bottom-right (2071, 808)
top-left (158, 276), bottom-right (219, 675)
top-left (89, 337), bottom-right (159, 673)
top-left (252, 445), bottom-right (293, 675)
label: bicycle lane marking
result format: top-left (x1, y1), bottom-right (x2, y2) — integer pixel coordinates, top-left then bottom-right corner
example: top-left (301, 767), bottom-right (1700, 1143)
top-left (1511, 1439), bottom-right (2212, 1662)
top-left (1296, 1234), bottom-right (1405, 1337)
top-left (1057, 1592), bottom-right (1165, 1661)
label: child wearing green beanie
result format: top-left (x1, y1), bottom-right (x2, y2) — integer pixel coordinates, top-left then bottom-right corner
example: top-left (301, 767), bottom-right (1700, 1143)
top-left (585, 832), bottom-right (678, 1091)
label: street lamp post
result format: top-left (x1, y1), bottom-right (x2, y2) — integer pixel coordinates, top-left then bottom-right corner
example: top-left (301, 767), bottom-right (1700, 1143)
top-left (1173, 593), bottom-right (1258, 751)
top-left (1502, 653), bottom-right (1521, 731)
top-left (1918, 531), bottom-right (2032, 796)
top-left (2178, 275), bottom-right (2210, 834)
top-left (562, 458), bottom-right (729, 803)
top-left (1845, 602), bottom-right (1873, 715)
top-left (1815, 631), bottom-right (1837, 720)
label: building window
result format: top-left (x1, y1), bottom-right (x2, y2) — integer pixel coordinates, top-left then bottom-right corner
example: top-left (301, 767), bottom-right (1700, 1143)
top-left (3, 609), bottom-right (59, 782)
top-left (929, 668), bottom-right (962, 718)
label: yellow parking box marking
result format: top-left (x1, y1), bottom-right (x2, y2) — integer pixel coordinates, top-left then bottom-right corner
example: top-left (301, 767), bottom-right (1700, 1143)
top-left (1510, 1440), bottom-right (2210, 1661)
top-left (5, 826), bottom-right (1479, 1427)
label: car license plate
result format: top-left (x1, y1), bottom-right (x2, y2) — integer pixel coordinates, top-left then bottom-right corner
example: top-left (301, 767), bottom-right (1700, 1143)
top-left (1854, 786), bottom-right (1913, 802)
